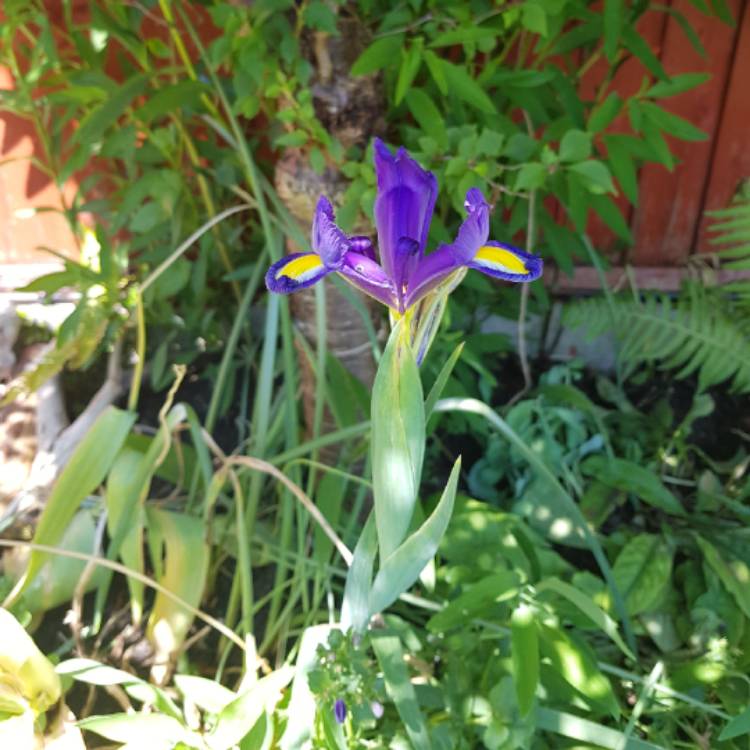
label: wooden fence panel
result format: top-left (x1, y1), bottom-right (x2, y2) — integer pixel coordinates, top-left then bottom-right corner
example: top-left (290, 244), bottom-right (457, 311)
top-left (631, 0), bottom-right (741, 266)
top-left (695, 0), bottom-right (750, 254)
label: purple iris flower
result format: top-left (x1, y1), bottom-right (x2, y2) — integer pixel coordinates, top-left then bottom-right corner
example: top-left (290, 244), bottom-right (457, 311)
top-left (334, 698), bottom-right (347, 724)
top-left (265, 139), bottom-right (542, 313)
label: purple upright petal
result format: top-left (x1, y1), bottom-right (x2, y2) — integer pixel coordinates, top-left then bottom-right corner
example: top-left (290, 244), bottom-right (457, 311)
top-left (447, 187), bottom-right (491, 264)
top-left (312, 196), bottom-right (350, 269)
top-left (373, 139), bottom-right (438, 281)
top-left (466, 240), bottom-right (543, 282)
top-left (338, 250), bottom-right (399, 309)
top-left (404, 245), bottom-right (462, 309)
top-left (334, 699), bottom-right (347, 724)
top-left (350, 235), bottom-right (376, 260)
top-left (266, 252), bottom-right (330, 293)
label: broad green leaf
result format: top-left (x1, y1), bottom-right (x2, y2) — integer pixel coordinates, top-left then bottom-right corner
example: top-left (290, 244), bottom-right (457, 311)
top-left (74, 74), bottom-right (148, 145)
top-left (440, 59), bottom-right (496, 114)
top-left (57, 658), bottom-right (141, 687)
top-left (274, 130), bottom-right (308, 148)
top-left (622, 26), bottom-right (667, 80)
top-left (709, 0), bottom-right (735, 25)
top-left (423, 50), bottom-right (448, 95)
top-left (537, 707), bottom-right (664, 749)
top-left (589, 194), bottom-right (633, 241)
top-left (559, 129), bottom-right (592, 163)
top-left (406, 88), bottom-right (446, 145)
top-left (371, 320), bottom-right (425, 560)
top-left (696, 536), bottom-right (750, 618)
top-left (604, 134), bottom-right (638, 204)
top-left (106, 448), bottom-right (147, 622)
top-left (539, 625), bottom-right (619, 717)
top-left (511, 604), bottom-right (538, 716)
top-left (77, 713), bottom-right (188, 746)
top-left (10, 509), bottom-right (107, 613)
top-left (640, 101), bottom-right (707, 141)
top-left (136, 81), bottom-right (208, 121)
top-left (208, 668), bottom-right (292, 750)
top-left (395, 41), bottom-right (423, 105)
top-left (302, 0), bottom-right (338, 33)
top-left (567, 160), bottom-right (615, 194)
top-left (521, 1), bottom-right (548, 36)
top-left (537, 578), bottom-right (634, 659)
top-left (581, 456), bottom-right (685, 516)
top-left (371, 631), bottom-right (430, 750)
top-left (98, 405), bottom-right (195, 625)
top-left (646, 72), bottom-right (710, 98)
top-left (720, 705), bottom-right (750, 741)
top-left (515, 163), bottom-right (547, 191)
top-left (351, 36), bottom-right (404, 76)
top-left (434, 398), bottom-right (636, 655)
top-left (662, 6), bottom-right (707, 57)
top-left (279, 625), bottom-right (334, 750)
top-left (426, 570), bottom-right (519, 632)
top-left (174, 674), bottom-right (235, 715)
top-left (370, 458), bottom-right (461, 615)
top-left (16, 407), bottom-right (135, 596)
top-left (59, 658), bottom-right (181, 719)
top-left (603, 0), bottom-right (623, 62)
top-left (146, 509), bottom-right (210, 667)
top-left (612, 534), bottom-right (672, 616)
top-left (20, 269), bottom-right (83, 294)
top-left (588, 92), bottom-right (623, 133)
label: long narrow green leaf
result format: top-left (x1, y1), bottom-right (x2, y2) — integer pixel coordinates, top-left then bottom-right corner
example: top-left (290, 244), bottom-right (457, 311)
top-left (511, 604), bottom-right (539, 716)
top-left (207, 667), bottom-right (292, 750)
top-left (538, 577), bottom-right (634, 660)
top-left (371, 321), bottom-right (425, 561)
top-left (369, 458), bottom-right (460, 615)
top-left (146, 508), bottom-right (210, 668)
top-left (425, 342), bottom-right (464, 419)
top-left (371, 631), bottom-right (431, 750)
top-left (536, 707), bottom-right (664, 750)
top-left (720, 705), bottom-right (750, 741)
top-left (433, 397), bottom-right (637, 655)
top-left (280, 624), bottom-right (335, 750)
top-left (341, 514), bottom-right (377, 633)
top-left (8, 406), bottom-right (135, 602)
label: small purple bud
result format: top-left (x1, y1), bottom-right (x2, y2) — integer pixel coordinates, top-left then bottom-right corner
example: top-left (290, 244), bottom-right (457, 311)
top-left (334, 698), bottom-right (347, 724)
top-left (371, 700), bottom-right (384, 719)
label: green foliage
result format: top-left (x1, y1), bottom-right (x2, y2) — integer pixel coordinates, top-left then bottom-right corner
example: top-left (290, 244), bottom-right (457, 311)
top-left (2, 1), bottom-right (746, 748)
top-left (564, 285), bottom-right (750, 392)
top-left (708, 189), bottom-right (750, 307)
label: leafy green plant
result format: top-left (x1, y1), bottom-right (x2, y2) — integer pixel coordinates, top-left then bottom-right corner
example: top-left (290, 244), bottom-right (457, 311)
top-left (563, 284), bottom-right (750, 393)
top-left (708, 186), bottom-right (750, 308)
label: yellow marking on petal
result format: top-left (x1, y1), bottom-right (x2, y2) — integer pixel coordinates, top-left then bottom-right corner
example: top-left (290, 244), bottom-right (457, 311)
top-left (277, 253), bottom-right (324, 280)
top-left (475, 245), bottom-right (529, 275)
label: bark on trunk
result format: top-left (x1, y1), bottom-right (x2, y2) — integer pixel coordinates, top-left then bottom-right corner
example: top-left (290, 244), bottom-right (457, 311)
top-left (273, 12), bottom-right (385, 444)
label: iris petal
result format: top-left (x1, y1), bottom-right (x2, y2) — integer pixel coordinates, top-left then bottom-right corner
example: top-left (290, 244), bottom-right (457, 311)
top-left (447, 188), bottom-right (491, 264)
top-left (312, 196), bottom-right (350, 268)
top-left (373, 139), bottom-right (438, 281)
top-left (338, 251), bottom-right (399, 309)
top-left (404, 245), bottom-right (462, 309)
top-left (265, 252), bottom-right (330, 293)
top-left (467, 240), bottom-right (543, 282)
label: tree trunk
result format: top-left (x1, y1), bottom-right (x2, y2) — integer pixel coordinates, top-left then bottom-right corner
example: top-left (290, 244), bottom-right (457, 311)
top-left (273, 13), bottom-right (385, 443)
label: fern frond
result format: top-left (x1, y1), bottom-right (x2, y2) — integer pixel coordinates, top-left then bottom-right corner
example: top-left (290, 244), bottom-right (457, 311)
top-left (708, 196), bottom-right (750, 269)
top-left (563, 289), bottom-right (750, 393)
